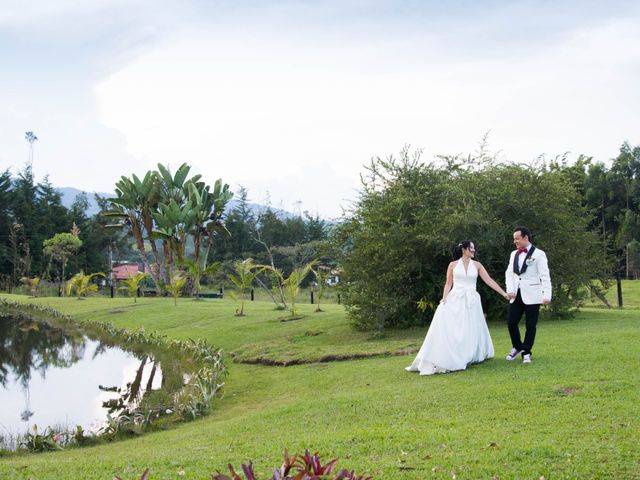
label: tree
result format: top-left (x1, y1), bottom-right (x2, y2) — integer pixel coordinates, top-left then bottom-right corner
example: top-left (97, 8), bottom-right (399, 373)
top-left (0, 170), bottom-right (12, 276)
top-left (201, 179), bottom-right (234, 266)
top-left (313, 266), bottom-right (331, 312)
top-left (226, 259), bottom-right (264, 316)
top-left (166, 271), bottom-right (188, 306)
top-left (106, 171), bottom-right (164, 286)
top-left (106, 163), bottom-right (232, 289)
top-left (43, 233), bottom-right (83, 295)
top-left (181, 260), bottom-right (220, 300)
top-left (214, 186), bottom-right (255, 261)
top-left (66, 271), bottom-right (105, 299)
top-left (119, 272), bottom-right (150, 303)
top-left (269, 260), bottom-right (318, 318)
top-left (335, 147), bottom-right (608, 331)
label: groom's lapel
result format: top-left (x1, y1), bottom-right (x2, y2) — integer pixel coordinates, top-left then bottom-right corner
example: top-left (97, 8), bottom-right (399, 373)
top-left (519, 245), bottom-right (536, 274)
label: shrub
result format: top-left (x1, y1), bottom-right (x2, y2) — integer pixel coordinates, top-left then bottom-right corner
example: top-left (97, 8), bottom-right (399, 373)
top-left (213, 449), bottom-right (372, 480)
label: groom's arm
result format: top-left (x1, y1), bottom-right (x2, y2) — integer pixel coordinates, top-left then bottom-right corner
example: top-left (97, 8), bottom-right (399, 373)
top-left (537, 251), bottom-right (552, 303)
top-left (505, 252), bottom-right (516, 297)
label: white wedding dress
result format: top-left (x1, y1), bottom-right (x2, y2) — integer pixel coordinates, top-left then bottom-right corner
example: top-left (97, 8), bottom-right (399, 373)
top-left (405, 259), bottom-right (494, 375)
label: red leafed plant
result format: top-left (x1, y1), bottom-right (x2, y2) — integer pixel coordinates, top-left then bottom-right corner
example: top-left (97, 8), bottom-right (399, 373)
top-left (213, 449), bottom-right (372, 480)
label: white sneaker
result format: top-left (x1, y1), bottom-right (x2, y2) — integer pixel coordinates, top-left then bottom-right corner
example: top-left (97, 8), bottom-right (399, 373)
top-left (506, 348), bottom-right (522, 361)
top-left (522, 354), bottom-right (532, 364)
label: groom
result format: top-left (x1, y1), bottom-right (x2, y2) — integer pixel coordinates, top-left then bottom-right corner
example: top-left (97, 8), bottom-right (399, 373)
top-left (505, 227), bottom-right (552, 364)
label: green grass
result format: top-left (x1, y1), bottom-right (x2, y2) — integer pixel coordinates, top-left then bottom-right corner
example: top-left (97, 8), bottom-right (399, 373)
top-left (586, 279), bottom-right (640, 308)
top-left (0, 292), bottom-right (639, 479)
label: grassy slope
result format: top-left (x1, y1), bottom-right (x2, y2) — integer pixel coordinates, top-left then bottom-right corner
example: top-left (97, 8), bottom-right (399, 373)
top-left (0, 293), bottom-right (638, 479)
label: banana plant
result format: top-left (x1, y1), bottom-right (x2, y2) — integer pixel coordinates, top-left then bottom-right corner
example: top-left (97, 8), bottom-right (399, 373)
top-left (188, 179), bottom-right (233, 270)
top-left (157, 162), bottom-right (200, 205)
top-left (105, 171), bottom-right (164, 287)
top-left (202, 179), bottom-right (234, 267)
top-left (150, 198), bottom-right (196, 271)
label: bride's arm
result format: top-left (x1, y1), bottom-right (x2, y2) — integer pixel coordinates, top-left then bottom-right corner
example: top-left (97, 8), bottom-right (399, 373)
top-left (476, 262), bottom-right (509, 299)
top-left (440, 262), bottom-right (455, 304)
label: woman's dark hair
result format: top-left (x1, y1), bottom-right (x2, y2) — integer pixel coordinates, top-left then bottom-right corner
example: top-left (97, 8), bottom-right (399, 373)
top-left (453, 240), bottom-right (474, 260)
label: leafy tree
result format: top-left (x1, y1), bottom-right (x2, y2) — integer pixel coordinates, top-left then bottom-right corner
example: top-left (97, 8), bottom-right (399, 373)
top-left (0, 170), bottom-right (12, 275)
top-left (43, 233), bottom-right (83, 294)
top-left (335, 147), bottom-right (608, 331)
top-left (304, 211), bottom-right (327, 242)
top-left (214, 186), bottom-right (256, 261)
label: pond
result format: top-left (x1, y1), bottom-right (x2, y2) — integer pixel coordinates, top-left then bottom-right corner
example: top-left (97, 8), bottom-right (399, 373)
top-left (0, 313), bottom-right (171, 449)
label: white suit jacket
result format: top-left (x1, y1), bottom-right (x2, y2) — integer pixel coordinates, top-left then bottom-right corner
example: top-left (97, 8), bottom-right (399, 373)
top-left (505, 246), bottom-right (552, 305)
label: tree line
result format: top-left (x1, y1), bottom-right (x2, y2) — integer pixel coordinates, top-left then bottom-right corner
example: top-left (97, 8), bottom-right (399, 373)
top-left (1, 141), bottom-right (638, 330)
top-left (0, 164), bottom-right (330, 293)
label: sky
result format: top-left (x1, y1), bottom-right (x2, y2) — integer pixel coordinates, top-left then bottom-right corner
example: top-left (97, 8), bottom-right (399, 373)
top-left (1, 1), bottom-right (639, 219)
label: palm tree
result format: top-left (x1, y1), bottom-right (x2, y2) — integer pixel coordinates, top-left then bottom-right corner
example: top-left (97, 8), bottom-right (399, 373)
top-left (312, 266), bottom-right (330, 312)
top-left (226, 259), bottom-right (265, 316)
top-left (120, 273), bottom-right (150, 303)
top-left (66, 272), bottom-right (105, 299)
top-left (272, 260), bottom-right (318, 318)
top-left (166, 271), bottom-right (188, 306)
top-left (181, 260), bottom-right (221, 300)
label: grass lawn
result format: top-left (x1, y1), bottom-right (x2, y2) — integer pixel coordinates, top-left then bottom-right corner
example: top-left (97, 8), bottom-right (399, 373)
top-left (0, 292), bottom-right (638, 479)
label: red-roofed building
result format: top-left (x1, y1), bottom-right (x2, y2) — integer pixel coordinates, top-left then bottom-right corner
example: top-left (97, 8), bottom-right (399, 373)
top-left (112, 263), bottom-right (142, 281)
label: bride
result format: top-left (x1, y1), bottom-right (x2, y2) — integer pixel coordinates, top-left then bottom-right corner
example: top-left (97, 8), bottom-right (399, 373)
top-left (406, 240), bottom-right (509, 375)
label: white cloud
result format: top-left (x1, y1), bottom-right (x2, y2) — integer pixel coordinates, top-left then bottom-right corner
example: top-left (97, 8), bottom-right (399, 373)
top-left (2, 2), bottom-right (640, 216)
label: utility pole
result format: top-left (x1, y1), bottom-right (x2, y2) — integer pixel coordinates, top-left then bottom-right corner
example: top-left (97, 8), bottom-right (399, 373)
top-left (25, 131), bottom-right (38, 174)
top-left (108, 242), bottom-right (114, 298)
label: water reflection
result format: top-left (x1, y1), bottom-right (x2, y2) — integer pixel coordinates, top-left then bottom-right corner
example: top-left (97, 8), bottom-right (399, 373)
top-left (0, 315), bottom-right (166, 447)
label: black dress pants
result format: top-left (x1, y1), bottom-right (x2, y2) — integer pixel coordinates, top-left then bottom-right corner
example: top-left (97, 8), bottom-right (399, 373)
top-left (507, 289), bottom-right (540, 356)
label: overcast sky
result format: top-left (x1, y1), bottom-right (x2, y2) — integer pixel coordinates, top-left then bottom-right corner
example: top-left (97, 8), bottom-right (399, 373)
top-left (1, 1), bottom-right (639, 218)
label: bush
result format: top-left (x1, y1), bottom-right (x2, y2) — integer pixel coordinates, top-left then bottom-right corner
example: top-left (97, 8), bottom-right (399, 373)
top-left (117, 450), bottom-right (371, 480)
top-left (335, 148), bottom-right (609, 330)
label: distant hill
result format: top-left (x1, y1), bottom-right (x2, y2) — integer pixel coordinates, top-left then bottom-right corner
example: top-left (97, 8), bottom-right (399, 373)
top-left (58, 186), bottom-right (298, 219)
top-left (58, 187), bottom-right (113, 216)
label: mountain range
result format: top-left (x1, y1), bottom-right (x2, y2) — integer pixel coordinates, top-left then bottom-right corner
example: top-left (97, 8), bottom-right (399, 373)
top-left (57, 187), bottom-right (296, 218)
